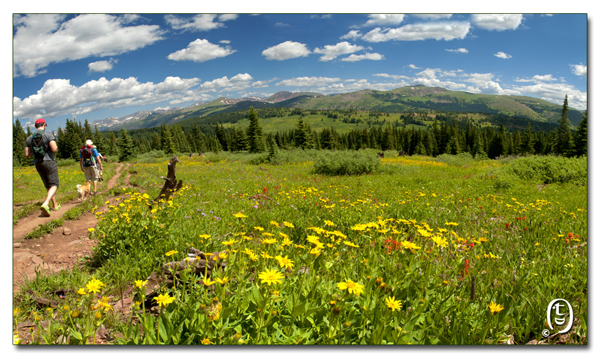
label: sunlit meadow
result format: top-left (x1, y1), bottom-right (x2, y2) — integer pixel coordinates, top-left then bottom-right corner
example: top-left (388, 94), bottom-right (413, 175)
top-left (13, 150), bottom-right (587, 345)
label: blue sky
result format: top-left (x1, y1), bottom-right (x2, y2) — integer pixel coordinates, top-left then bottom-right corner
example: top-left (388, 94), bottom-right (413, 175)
top-left (12, 12), bottom-right (588, 131)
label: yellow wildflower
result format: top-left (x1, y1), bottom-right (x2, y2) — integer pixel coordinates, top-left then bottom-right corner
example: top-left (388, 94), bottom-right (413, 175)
top-left (275, 255), bottom-right (294, 270)
top-left (489, 301), bottom-right (504, 315)
top-left (202, 277), bottom-right (217, 286)
top-left (258, 269), bottom-right (284, 286)
top-left (385, 296), bottom-right (403, 312)
top-left (337, 280), bottom-right (364, 296)
top-left (135, 280), bottom-right (148, 289)
top-left (86, 277), bottom-right (105, 294)
top-left (154, 293), bottom-right (175, 307)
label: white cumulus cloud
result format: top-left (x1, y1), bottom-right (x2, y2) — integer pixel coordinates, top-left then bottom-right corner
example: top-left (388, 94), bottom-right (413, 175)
top-left (363, 14), bottom-right (406, 27)
top-left (88, 58), bottom-right (118, 73)
top-left (13, 14), bottom-right (164, 77)
top-left (513, 82), bottom-right (587, 110)
top-left (165, 14), bottom-right (236, 32)
top-left (515, 74), bottom-right (557, 83)
top-left (494, 51), bottom-right (512, 59)
top-left (218, 14), bottom-right (238, 22)
top-left (200, 73), bottom-right (254, 92)
top-left (471, 14), bottom-right (523, 31)
top-left (445, 48), bottom-right (468, 53)
top-left (412, 14), bottom-right (453, 20)
top-left (340, 30), bottom-right (362, 40)
top-left (313, 42), bottom-right (366, 61)
top-left (276, 76), bottom-right (341, 87)
top-left (13, 76), bottom-right (201, 121)
top-left (167, 39), bottom-right (236, 62)
top-left (373, 73), bottom-right (411, 80)
top-left (463, 72), bottom-right (521, 95)
top-left (340, 52), bottom-right (384, 62)
top-left (362, 21), bottom-right (471, 42)
top-left (262, 41), bottom-right (311, 60)
top-left (570, 63), bottom-right (587, 77)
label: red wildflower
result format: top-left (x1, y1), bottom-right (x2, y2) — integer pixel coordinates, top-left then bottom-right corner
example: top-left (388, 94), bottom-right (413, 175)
top-left (263, 187), bottom-right (268, 193)
top-left (567, 232), bottom-right (574, 239)
top-left (463, 259), bottom-right (470, 275)
top-left (505, 223), bottom-right (510, 230)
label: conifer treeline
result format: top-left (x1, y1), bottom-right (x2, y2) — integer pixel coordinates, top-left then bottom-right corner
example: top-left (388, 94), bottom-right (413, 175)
top-left (13, 97), bottom-right (587, 166)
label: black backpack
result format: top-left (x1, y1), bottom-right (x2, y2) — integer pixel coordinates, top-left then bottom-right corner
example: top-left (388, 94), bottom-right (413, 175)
top-left (81, 145), bottom-right (94, 167)
top-left (31, 132), bottom-right (47, 160)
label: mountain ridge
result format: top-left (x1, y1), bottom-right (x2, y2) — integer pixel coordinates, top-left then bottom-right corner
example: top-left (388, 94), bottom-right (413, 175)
top-left (90, 86), bottom-right (584, 131)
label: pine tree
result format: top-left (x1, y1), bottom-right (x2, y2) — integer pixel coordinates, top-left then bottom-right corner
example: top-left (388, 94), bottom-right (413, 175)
top-left (487, 126), bottom-right (507, 159)
top-left (151, 132), bottom-right (161, 151)
top-left (267, 134), bottom-right (279, 161)
top-left (447, 135), bottom-right (462, 155)
top-left (233, 127), bottom-right (248, 152)
top-left (471, 132), bottom-right (488, 159)
top-left (246, 107), bottom-right (264, 153)
top-left (92, 125), bottom-right (107, 155)
top-left (58, 118), bottom-right (84, 159)
top-left (160, 123), bottom-right (176, 154)
top-left (520, 123), bottom-right (535, 155)
top-left (108, 131), bottom-right (118, 156)
top-left (294, 117), bottom-right (312, 149)
top-left (552, 95), bottom-right (574, 156)
top-left (13, 119), bottom-right (28, 166)
top-left (83, 119), bottom-right (93, 142)
top-left (215, 124), bottom-right (229, 151)
top-left (414, 141), bottom-right (427, 155)
top-left (173, 125), bottom-right (189, 153)
top-left (192, 123), bottom-right (205, 153)
top-left (118, 128), bottom-right (135, 161)
top-left (574, 110), bottom-right (588, 157)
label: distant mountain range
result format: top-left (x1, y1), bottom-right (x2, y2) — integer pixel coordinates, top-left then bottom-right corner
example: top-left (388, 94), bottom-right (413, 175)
top-left (91, 85), bottom-right (584, 131)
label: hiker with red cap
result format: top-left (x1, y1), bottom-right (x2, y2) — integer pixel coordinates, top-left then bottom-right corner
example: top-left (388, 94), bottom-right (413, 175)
top-left (24, 118), bottom-right (60, 217)
top-left (79, 139), bottom-right (103, 196)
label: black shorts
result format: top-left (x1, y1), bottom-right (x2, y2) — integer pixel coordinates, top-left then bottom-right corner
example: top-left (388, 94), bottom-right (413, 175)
top-left (35, 160), bottom-right (60, 189)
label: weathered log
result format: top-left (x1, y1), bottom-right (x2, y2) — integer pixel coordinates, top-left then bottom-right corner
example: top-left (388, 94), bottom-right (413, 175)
top-left (141, 249), bottom-right (227, 309)
top-left (149, 155), bottom-right (183, 209)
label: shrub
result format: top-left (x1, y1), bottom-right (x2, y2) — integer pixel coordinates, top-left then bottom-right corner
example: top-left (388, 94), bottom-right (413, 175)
top-left (205, 152), bottom-right (226, 163)
top-left (503, 155), bottom-right (587, 185)
top-left (136, 150), bottom-right (166, 163)
top-left (312, 150), bottom-right (381, 176)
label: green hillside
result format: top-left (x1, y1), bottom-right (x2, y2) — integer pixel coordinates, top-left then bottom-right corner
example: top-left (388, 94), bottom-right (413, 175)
top-left (107, 85), bottom-right (585, 131)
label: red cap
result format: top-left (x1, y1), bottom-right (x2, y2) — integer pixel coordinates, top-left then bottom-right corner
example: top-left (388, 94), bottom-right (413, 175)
top-left (35, 118), bottom-right (46, 126)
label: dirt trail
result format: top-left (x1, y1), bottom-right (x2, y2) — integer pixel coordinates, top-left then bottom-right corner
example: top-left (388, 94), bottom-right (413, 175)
top-left (13, 163), bottom-right (126, 241)
top-left (13, 163), bottom-right (131, 293)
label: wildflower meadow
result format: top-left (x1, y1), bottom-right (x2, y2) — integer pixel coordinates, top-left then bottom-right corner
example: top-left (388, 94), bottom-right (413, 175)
top-left (13, 150), bottom-right (587, 345)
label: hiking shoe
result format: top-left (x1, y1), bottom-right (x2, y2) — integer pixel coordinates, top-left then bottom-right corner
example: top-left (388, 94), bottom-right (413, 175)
top-left (51, 204), bottom-right (61, 211)
top-left (40, 204), bottom-right (51, 217)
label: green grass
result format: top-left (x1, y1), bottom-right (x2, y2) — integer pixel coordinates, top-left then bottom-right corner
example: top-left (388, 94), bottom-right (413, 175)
top-left (13, 151), bottom-right (587, 345)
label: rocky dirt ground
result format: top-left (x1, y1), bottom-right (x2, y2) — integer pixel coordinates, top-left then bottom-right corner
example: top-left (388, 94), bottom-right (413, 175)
top-left (13, 163), bottom-right (131, 294)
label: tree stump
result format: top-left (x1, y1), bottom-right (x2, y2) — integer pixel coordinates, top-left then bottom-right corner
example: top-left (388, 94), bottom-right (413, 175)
top-left (149, 155), bottom-right (183, 209)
